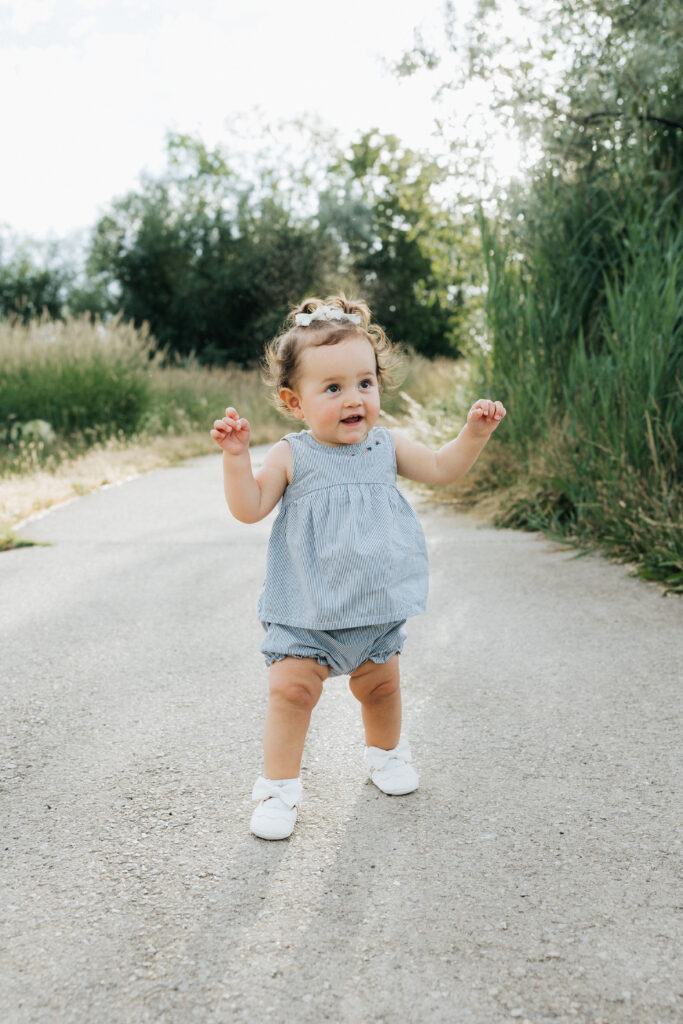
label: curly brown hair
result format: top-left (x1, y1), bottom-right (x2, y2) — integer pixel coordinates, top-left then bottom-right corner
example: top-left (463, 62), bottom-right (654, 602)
top-left (262, 294), bottom-right (399, 416)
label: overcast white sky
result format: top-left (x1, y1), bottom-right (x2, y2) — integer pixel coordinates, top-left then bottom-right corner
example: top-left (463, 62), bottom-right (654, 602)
top-left (0, 0), bottom-right (523, 241)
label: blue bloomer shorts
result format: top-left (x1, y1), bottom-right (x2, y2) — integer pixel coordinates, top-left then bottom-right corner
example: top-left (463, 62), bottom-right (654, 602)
top-left (260, 620), bottom-right (407, 678)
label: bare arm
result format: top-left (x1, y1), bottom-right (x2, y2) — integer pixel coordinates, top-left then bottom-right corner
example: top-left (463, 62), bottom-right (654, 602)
top-left (221, 443), bottom-right (291, 523)
top-left (211, 407), bottom-right (292, 523)
top-left (391, 398), bottom-right (506, 486)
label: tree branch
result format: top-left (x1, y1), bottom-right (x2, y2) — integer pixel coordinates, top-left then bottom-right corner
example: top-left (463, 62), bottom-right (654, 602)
top-left (576, 111), bottom-right (683, 131)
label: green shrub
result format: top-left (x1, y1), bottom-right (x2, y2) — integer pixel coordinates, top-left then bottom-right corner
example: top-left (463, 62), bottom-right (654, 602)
top-left (0, 314), bottom-right (154, 440)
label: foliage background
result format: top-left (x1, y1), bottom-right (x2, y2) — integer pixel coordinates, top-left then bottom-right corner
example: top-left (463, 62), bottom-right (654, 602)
top-left (2, 0), bottom-right (681, 588)
top-left (1, 127), bottom-right (473, 364)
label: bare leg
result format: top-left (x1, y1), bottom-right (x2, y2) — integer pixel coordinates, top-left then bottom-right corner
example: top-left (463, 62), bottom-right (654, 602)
top-left (348, 655), bottom-right (401, 749)
top-left (262, 657), bottom-right (328, 779)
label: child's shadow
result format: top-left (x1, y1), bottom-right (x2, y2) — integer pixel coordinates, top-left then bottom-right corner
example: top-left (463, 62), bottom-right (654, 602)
top-left (197, 778), bottom-right (435, 1023)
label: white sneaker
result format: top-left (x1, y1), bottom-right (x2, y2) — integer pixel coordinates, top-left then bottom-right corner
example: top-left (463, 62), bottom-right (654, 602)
top-left (364, 739), bottom-right (419, 795)
top-left (250, 776), bottom-right (302, 840)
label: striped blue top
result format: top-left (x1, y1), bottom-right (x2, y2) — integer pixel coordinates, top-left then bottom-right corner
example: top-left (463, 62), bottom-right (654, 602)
top-left (257, 426), bottom-right (429, 629)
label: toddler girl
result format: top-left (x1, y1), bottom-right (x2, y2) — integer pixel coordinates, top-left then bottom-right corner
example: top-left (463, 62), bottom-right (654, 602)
top-left (211, 295), bottom-right (505, 840)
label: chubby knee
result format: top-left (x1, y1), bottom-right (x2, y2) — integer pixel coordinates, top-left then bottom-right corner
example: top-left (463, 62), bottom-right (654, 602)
top-left (349, 660), bottom-right (400, 703)
top-left (270, 680), bottom-right (320, 711)
top-left (365, 675), bottom-right (400, 702)
top-left (269, 659), bottom-right (325, 711)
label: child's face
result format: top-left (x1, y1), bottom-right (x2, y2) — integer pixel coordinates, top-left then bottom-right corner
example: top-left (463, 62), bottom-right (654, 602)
top-left (280, 335), bottom-right (381, 446)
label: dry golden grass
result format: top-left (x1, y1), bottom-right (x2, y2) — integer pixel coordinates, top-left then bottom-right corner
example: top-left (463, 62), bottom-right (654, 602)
top-left (380, 357), bottom-right (507, 521)
top-left (0, 312), bottom-right (156, 368)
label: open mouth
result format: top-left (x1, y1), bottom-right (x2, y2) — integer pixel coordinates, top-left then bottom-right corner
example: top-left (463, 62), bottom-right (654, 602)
top-left (341, 415), bottom-right (363, 424)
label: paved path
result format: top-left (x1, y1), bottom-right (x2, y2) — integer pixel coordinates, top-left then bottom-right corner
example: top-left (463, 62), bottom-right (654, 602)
top-left (1, 453), bottom-right (681, 1023)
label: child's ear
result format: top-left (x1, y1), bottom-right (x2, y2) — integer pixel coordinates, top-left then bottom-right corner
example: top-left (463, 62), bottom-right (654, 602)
top-left (280, 387), bottom-right (305, 419)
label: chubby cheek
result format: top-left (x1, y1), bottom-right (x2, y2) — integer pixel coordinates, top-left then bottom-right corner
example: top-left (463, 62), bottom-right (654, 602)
top-left (313, 398), bottom-right (340, 425)
top-left (366, 391), bottom-right (381, 417)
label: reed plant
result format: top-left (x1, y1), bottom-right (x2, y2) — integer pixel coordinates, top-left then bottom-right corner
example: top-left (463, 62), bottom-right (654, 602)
top-left (477, 167), bottom-right (683, 593)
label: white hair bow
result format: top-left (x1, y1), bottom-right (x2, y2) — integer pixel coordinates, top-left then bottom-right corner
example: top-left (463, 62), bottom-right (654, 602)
top-left (295, 305), bottom-right (362, 327)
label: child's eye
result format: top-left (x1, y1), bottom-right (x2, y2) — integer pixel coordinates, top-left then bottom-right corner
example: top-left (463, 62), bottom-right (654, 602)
top-left (326, 384), bottom-right (340, 393)
top-left (359, 379), bottom-right (374, 389)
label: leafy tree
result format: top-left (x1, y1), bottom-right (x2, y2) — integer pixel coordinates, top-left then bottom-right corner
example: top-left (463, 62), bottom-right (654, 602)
top-left (84, 128), bottom-right (476, 363)
top-left (397, 1), bottom-right (683, 585)
top-left (319, 131), bottom-right (473, 357)
top-left (0, 235), bottom-right (71, 321)
top-left (86, 136), bottom-right (340, 364)
top-left (397, 0), bottom-right (682, 185)
top-left (395, 0), bottom-right (682, 354)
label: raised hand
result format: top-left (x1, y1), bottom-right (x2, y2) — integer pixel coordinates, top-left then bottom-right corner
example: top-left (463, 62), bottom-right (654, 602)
top-left (466, 398), bottom-right (507, 438)
top-left (210, 407), bottom-right (251, 455)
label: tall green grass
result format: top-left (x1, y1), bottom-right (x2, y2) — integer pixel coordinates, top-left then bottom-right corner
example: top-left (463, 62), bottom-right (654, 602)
top-left (0, 314), bottom-right (155, 442)
top-left (478, 172), bottom-right (683, 593)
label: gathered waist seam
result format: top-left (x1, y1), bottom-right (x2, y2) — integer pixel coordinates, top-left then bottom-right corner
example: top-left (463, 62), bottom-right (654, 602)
top-left (282, 481), bottom-right (395, 506)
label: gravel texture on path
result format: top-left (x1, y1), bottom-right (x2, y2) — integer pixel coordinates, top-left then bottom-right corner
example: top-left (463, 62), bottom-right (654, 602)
top-left (1, 451), bottom-right (681, 1024)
